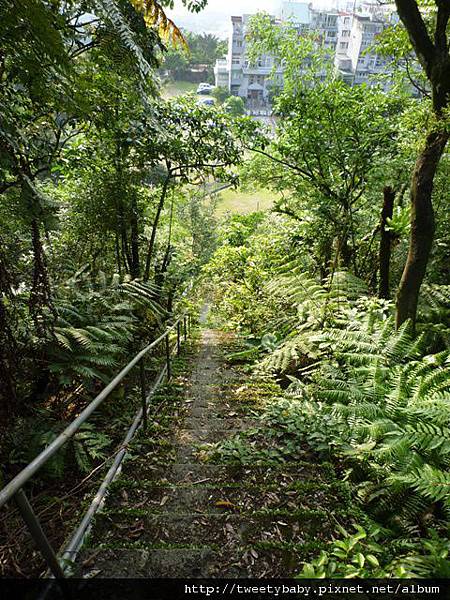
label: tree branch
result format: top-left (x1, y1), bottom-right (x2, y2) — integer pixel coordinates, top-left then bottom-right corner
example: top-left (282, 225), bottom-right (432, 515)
top-left (395, 0), bottom-right (436, 76)
top-left (435, 1), bottom-right (450, 53)
top-left (403, 55), bottom-right (431, 97)
top-left (246, 146), bottom-right (312, 179)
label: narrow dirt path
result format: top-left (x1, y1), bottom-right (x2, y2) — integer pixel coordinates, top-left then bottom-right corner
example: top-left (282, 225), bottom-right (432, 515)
top-left (80, 328), bottom-right (353, 577)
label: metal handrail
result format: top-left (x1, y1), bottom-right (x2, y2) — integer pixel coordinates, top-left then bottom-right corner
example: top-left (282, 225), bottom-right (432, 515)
top-left (0, 312), bottom-right (192, 581)
top-left (60, 365), bottom-right (167, 569)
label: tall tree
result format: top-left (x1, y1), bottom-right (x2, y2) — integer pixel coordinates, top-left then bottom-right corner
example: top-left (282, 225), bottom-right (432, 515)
top-left (394, 0), bottom-right (450, 328)
top-left (245, 14), bottom-right (404, 276)
top-left (141, 97), bottom-right (245, 280)
top-left (379, 186), bottom-right (396, 299)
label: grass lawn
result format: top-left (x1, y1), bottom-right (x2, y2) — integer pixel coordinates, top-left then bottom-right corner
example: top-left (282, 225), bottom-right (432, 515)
top-left (162, 80), bottom-right (199, 98)
top-left (215, 188), bottom-right (277, 216)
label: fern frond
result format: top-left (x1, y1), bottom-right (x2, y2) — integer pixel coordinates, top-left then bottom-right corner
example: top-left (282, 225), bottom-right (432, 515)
top-left (384, 320), bottom-right (415, 363)
top-left (392, 464), bottom-right (450, 503)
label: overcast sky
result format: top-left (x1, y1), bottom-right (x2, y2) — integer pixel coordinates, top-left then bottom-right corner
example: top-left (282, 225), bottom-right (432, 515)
top-left (168, 0), bottom-right (278, 16)
top-left (166, 0), bottom-right (335, 36)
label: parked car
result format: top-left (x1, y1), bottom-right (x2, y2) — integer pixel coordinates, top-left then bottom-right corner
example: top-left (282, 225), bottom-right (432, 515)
top-left (196, 83), bottom-right (213, 95)
top-left (197, 98), bottom-right (215, 106)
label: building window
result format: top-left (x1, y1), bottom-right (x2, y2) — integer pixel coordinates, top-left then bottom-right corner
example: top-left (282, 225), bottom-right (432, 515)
top-left (342, 29), bottom-right (350, 37)
top-left (340, 41), bottom-right (349, 50)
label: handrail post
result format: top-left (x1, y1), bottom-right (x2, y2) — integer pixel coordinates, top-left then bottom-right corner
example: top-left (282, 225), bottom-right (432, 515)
top-left (14, 489), bottom-right (66, 581)
top-left (0, 311), bottom-right (194, 583)
top-left (165, 334), bottom-right (171, 380)
top-left (188, 314), bottom-right (191, 336)
top-left (139, 361), bottom-right (147, 432)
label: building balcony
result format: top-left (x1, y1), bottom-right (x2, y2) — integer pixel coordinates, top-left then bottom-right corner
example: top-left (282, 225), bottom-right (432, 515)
top-left (242, 66), bottom-right (273, 75)
top-left (214, 59), bottom-right (229, 74)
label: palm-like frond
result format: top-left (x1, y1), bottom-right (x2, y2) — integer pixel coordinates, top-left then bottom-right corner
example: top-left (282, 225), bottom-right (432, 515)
top-left (130, 0), bottom-right (187, 48)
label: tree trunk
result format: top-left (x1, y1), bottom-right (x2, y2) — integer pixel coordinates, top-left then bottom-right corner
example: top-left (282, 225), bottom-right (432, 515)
top-left (339, 234), bottom-right (352, 269)
top-left (0, 298), bottom-right (16, 418)
top-left (115, 231), bottom-right (122, 278)
top-left (395, 130), bottom-right (449, 329)
top-left (393, 0), bottom-right (450, 329)
top-left (319, 239), bottom-right (332, 281)
top-left (144, 175), bottom-right (170, 282)
top-left (0, 240), bottom-right (17, 416)
top-left (130, 194), bottom-right (140, 279)
top-left (379, 186), bottom-right (395, 299)
top-left (29, 216), bottom-right (54, 335)
top-left (121, 227), bottom-right (132, 274)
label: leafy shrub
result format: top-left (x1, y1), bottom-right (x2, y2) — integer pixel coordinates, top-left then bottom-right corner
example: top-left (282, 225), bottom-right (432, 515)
top-left (47, 268), bottom-right (163, 388)
top-left (9, 416), bottom-right (112, 479)
top-left (300, 525), bottom-right (450, 578)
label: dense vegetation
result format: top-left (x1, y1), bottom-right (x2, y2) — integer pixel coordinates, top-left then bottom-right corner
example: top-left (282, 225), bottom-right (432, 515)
top-left (202, 3), bottom-right (450, 578)
top-left (161, 31), bottom-right (227, 82)
top-left (0, 0), bottom-right (449, 579)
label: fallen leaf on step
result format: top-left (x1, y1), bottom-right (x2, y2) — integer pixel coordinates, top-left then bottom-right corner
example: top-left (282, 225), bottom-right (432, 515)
top-left (225, 523), bottom-right (235, 534)
top-left (215, 499), bottom-right (237, 510)
top-left (160, 495), bottom-right (169, 506)
top-left (85, 569), bottom-right (102, 578)
top-left (128, 522), bottom-right (145, 539)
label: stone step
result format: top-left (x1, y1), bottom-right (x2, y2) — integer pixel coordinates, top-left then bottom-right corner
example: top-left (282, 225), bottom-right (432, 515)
top-left (77, 330), bottom-right (341, 580)
top-left (106, 479), bottom-right (347, 514)
top-left (182, 417), bottom-right (256, 431)
top-left (188, 405), bottom-right (254, 418)
top-left (110, 461), bottom-right (331, 492)
top-left (79, 539), bottom-right (325, 578)
top-left (174, 428), bottom-right (245, 445)
top-left (90, 512), bottom-right (332, 551)
top-left (80, 547), bottom-right (215, 578)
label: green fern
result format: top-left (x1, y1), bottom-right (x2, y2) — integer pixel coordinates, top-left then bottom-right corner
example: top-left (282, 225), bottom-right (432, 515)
top-left (303, 318), bottom-right (450, 527)
top-left (46, 271), bottom-right (163, 387)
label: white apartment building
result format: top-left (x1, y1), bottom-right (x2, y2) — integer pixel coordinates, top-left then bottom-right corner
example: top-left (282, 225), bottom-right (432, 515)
top-left (214, 1), bottom-right (396, 104)
top-left (310, 10), bottom-right (339, 53)
top-left (335, 12), bottom-right (392, 86)
top-left (220, 14), bottom-right (283, 106)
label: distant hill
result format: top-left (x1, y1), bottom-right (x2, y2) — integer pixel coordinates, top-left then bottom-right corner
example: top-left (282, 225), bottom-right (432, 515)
top-left (167, 0), bottom-right (336, 38)
top-left (171, 10), bottom-right (230, 38)
top-left (166, 0), bottom-right (278, 38)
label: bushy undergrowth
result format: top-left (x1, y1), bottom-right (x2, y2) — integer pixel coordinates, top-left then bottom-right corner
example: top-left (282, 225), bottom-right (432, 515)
top-left (49, 267), bottom-right (163, 388)
top-left (2, 266), bottom-right (167, 483)
top-left (204, 211), bottom-right (450, 578)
